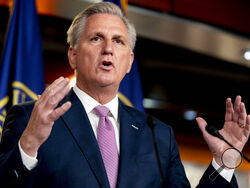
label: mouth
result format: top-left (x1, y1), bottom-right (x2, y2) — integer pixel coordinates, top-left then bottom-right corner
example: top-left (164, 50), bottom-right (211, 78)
top-left (100, 61), bottom-right (114, 70)
top-left (102, 61), bottom-right (112, 66)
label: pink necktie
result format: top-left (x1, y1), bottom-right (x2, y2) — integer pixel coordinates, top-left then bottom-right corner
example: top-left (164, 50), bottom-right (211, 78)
top-left (94, 105), bottom-right (119, 188)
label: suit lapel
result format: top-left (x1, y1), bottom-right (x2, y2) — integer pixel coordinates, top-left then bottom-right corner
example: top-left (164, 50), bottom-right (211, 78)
top-left (60, 90), bottom-right (110, 188)
top-left (117, 103), bottom-right (144, 188)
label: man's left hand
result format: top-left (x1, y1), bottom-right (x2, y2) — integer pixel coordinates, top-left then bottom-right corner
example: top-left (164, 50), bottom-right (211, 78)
top-left (196, 95), bottom-right (250, 166)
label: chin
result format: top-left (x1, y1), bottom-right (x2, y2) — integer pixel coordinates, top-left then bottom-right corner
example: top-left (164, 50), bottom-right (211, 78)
top-left (97, 80), bottom-right (114, 87)
top-left (97, 76), bottom-right (114, 85)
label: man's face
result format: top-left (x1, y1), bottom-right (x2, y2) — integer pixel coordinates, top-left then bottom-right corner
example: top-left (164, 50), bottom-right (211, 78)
top-left (68, 13), bottom-right (134, 92)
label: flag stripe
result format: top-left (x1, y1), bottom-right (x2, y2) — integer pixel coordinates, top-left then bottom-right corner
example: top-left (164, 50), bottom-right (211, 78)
top-left (0, 0), bottom-right (44, 134)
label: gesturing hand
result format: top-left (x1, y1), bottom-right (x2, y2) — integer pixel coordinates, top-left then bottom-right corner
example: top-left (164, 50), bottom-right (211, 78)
top-left (20, 77), bottom-right (72, 157)
top-left (196, 96), bottom-right (250, 166)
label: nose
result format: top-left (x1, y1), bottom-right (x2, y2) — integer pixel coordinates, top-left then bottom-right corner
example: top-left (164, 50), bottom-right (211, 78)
top-left (102, 40), bottom-right (113, 55)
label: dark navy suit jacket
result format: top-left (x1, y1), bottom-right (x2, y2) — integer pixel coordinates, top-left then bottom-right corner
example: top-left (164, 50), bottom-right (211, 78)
top-left (0, 90), bottom-right (238, 187)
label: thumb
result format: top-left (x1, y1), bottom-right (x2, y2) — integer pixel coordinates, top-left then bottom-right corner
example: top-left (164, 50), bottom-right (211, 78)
top-left (196, 117), bottom-right (208, 136)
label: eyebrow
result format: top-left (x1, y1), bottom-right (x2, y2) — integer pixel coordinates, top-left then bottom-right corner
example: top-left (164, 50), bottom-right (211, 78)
top-left (113, 34), bottom-right (126, 40)
top-left (88, 32), bottom-right (127, 40)
top-left (87, 32), bottom-right (104, 38)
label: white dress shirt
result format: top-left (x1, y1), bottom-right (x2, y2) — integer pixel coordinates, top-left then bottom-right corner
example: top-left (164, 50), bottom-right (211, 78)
top-left (73, 85), bottom-right (120, 152)
top-left (18, 86), bottom-right (234, 182)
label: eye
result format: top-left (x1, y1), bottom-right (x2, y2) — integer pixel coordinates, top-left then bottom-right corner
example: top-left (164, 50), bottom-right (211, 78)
top-left (91, 36), bottom-right (100, 42)
top-left (114, 38), bottom-right (124, 45)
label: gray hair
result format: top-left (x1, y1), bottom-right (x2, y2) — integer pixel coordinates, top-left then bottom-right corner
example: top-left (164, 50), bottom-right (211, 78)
top-left (67, 2), bottom-right (136, 50)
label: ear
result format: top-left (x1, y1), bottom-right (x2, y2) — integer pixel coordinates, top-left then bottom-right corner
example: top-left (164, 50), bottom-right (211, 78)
top-left (126, 51), bottom-right (134, 73)
top-left (68, 46), bottom-right (77, 70)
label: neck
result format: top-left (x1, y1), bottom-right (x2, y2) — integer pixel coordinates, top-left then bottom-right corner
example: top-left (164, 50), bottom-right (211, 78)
top-left (76, 83), bottom-right (118, 105)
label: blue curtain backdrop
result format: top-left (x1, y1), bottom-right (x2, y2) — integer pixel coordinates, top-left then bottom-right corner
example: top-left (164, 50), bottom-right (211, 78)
top-left (104, 0), bottom-right (145, 112)
top-left (0, 0), bottom-right (45, 136)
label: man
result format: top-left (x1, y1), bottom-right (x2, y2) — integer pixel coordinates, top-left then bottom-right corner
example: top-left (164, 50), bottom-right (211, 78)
top-left (0, 2), bottom-right (249, 188)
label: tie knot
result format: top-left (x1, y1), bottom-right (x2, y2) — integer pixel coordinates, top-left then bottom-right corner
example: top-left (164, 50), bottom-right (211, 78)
top-left (94, 105), bottom-right (109, 117)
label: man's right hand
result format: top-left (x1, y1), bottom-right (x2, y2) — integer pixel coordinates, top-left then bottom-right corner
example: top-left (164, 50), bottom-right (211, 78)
top-left (20, 77), bottom-right (72, 157)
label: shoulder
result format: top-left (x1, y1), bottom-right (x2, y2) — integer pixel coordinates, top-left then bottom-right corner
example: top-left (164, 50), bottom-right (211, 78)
top-left (7, 101), bottom-right (35, 116)
top-left (120, 104), bottom-right (147, 119)
top-left (120, 103), bottom-right (173, 134)
top-left (3, 101), bottom-right (36, 131)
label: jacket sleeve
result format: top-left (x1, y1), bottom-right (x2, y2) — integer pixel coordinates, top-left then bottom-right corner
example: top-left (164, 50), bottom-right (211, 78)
top-left (0, 104), bottom-right (39, 188)
top-left (196, 163), bottom-right (238, 188)
top-left (158, 121), bottom-right (238, 188)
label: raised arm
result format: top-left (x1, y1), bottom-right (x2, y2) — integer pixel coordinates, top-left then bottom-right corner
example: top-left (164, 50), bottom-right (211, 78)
top-left (20, 77), bottom-right (72, 157)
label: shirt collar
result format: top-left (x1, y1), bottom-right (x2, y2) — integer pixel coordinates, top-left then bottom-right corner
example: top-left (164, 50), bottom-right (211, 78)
top-left (73, 85), bottom-right (119, 120)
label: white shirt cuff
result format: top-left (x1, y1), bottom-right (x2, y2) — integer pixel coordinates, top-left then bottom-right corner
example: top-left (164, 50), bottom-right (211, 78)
top-left (212, 158), bottom-right (234, 182)
top-left (18, 140), bottom-right (38, 170)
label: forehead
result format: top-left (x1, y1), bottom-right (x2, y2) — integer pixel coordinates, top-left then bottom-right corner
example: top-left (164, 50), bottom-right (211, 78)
top-left (83, 13), bottom-right (128, 37)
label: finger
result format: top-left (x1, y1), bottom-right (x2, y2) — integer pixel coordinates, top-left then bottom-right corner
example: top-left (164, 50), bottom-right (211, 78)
top-left (225, 98), bottom-right (233, 121)
top-left (42, 78), bottom-right (70, 109)
top-left (40, 77), bottom-right (64, 101)
top-left (233, 95), bottom-right (241, 122)
top-left (243, 115), bottom-right (250, 138)
top-left (46, 76), bottom-right (64, 91)
top-left (196, 117), bottom-right (208, 136)
top-left (37, 77), bottom-right (65, 106)
top-left (43, 77), bottom-right (68, 102)
top-left (47, 80), bottom-right (71, 108)
top-left (48, 101), bottom-right (72, 122)
top-left (238, 102), bottom-right (247, 126)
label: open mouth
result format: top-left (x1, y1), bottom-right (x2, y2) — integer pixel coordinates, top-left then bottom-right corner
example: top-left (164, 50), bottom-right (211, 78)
top-left (102, 61), bottom-right (112, 66)
top-left (100, 60), bottom-right (114, 71)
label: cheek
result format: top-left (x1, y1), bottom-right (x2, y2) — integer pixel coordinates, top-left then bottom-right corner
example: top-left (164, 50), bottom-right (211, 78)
top-left (85, 47), bottom-right (101, 62)
top-left (122, 53), bottom-right (133, 72)
top-left (127, 59), bottom-right (133, 73)
top-left (119, 60), bottom-right (132, 77)
top-left (76, 49), bottom-right (97, 67)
